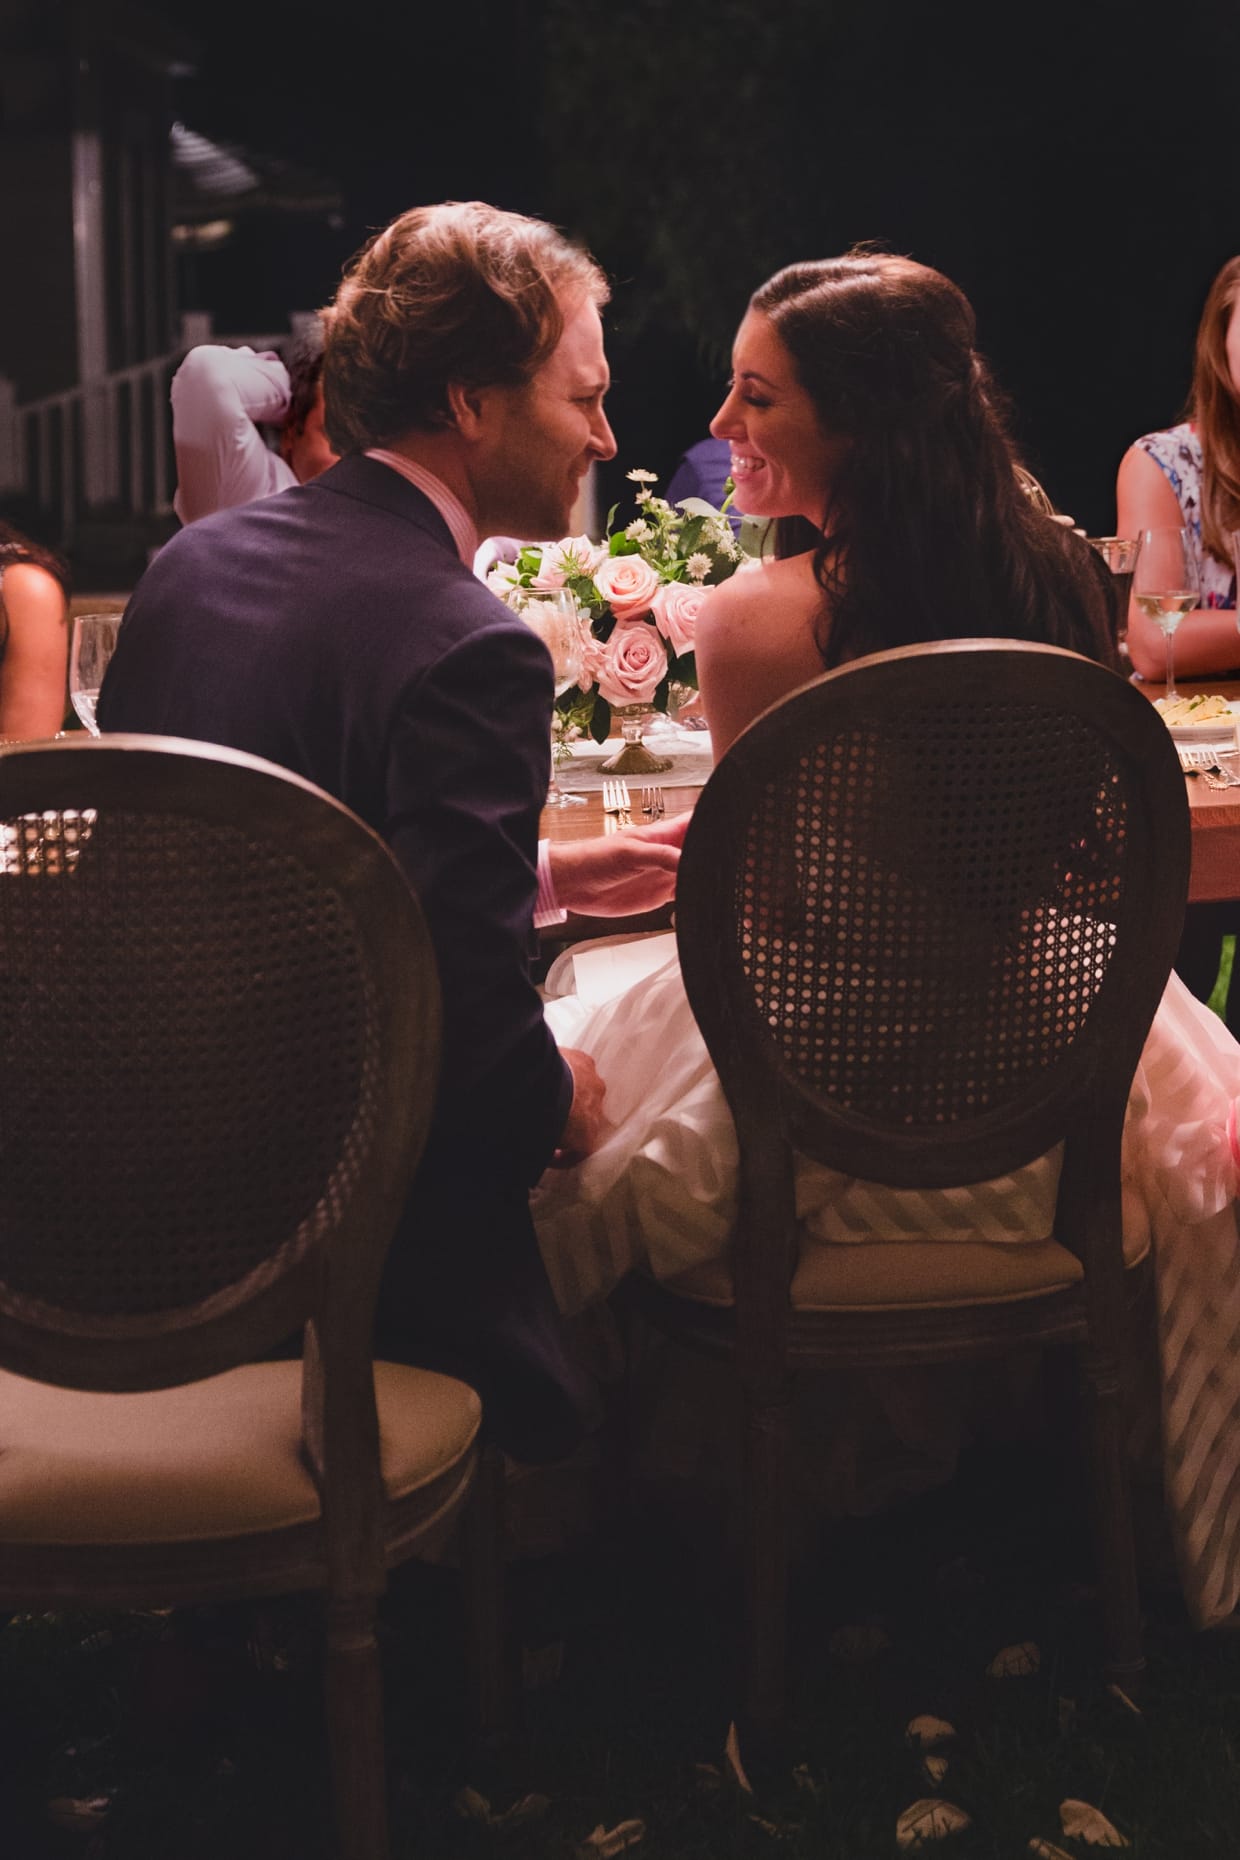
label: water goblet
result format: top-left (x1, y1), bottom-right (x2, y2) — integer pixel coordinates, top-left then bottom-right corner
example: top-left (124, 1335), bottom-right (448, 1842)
top-left (1086, 536), bottom-right (1141, 661)
top-left (519, 590), bottom-right (589, 807)
top-left (1132, 527), bottom-right (1199, 699)
top-left (69, 612), bottom-right (124, 734)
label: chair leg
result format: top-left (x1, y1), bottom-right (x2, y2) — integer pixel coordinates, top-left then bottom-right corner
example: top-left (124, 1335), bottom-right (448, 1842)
top-left (462, 1442), bottom-right (508, 1740)
top-left (325, 1592), bottom-right (389, 1860)
top-left (743, 1394), bottom-right (793, 1747)
top-left (1079, 1341), bottom-right (1145, 1687)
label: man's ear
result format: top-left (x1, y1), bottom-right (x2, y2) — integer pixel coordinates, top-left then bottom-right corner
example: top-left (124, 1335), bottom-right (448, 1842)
top-left (445, 380), bottom-right (488, 439)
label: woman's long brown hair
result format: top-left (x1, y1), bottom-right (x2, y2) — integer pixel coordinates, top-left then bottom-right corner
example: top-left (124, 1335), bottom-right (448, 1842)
top-left (752, 252), bottom-right (1114, 672)
top-left (1188, 256), bottom-right (1240, 569)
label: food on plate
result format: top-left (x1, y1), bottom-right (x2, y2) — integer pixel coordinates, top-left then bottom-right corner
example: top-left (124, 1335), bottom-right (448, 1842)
top-left (1154, 693), bottom-right (1233, 727)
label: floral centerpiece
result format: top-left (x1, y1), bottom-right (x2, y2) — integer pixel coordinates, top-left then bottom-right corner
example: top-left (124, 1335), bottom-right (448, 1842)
top-left (487, 468), bottom-right (748, 767)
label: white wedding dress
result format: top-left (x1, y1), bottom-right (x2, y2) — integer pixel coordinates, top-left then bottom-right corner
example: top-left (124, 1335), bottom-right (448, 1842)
top-left (535, 933), bottom-right (1240, 1629)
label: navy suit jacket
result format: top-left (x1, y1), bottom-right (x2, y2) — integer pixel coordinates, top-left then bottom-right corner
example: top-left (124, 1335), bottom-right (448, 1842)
top-left (99, 455), bottom-right (593, 1459)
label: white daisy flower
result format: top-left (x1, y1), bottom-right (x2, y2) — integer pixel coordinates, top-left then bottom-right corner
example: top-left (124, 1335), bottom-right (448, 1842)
top-left (625, 519), bottom-right (653, 543)
top-left (626, 467), bottom-right (659, 483)
top-left (686, 552), bottom-right (711, 582)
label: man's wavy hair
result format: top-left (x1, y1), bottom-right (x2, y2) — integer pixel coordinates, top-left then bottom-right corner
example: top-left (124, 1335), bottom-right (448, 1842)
top-left (323, 202), bottom-right (609, 454)
top-left (1186, 255), bottom-right (1240, 569)
top-left (754, 251), bottom-right (1114, 670)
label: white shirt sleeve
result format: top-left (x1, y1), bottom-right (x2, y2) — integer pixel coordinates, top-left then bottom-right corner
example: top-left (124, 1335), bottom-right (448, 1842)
top-left (171, 345), bottom-right (299, 524)
top-left (534, 839), bottom-right (567, 928)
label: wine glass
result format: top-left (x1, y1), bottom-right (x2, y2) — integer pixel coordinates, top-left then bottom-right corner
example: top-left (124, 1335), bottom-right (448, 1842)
top-left (519, 590), bottom-right (589, 806)
top-left (69, 612), bottom-right (124, 734)
top-left (1086, 536), bottom-right (1141, 661)
top-left (1132, 527), bottom-right (1199, 699)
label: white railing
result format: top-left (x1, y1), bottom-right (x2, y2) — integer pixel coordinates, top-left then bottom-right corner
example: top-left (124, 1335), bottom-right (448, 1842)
top-left (0, 321), bottom-right (293, 543)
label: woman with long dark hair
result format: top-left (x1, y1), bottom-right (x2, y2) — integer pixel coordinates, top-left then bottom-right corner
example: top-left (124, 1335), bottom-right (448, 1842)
top-left (699, 251), bottom-right (1113, 753)
top-left (533, 250), bottom-right (1240, 1627)
top-left (0, 520), bottom-right (70, 739)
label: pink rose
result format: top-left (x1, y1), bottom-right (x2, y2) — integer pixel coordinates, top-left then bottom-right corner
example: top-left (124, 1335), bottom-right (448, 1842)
top-left (579, 632), bottom-right (608, 685)
top-left (597, 622), bottom-right (668, 707)
top-left (650, 582), bottom-right (706, 657)
top-left (594, 552), bottom-right (663, 622)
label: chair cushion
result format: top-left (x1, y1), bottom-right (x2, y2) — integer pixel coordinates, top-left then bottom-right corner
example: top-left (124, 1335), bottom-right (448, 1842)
top-left (0, 1360), bottom-right (481, 1545)
top-left (667, 1235), bottom-right (1097, 1312)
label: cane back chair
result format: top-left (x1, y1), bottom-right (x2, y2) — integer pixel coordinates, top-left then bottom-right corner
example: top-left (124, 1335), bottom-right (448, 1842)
top-left (643, 639), bottom-right (1190, 1740)
top-left (0, 735), bottom-right (493, 1859)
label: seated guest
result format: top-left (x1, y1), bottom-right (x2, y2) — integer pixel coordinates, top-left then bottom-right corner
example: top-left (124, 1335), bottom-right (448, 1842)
top-left (1116, 255), bottom-right (1240, 1026)
top-left (0, 521), bottom-right (70, 738)
top-left (1117, 255), bottom-right (1240, 680)
top-left (100, 201), bottom-right (682, 1462)
top-left (667, 433), bottom-right (733, 511)
top-left (171, 314), bottom-right (337, 524)
top-left (533, 250), bottom-right (1240, 1628)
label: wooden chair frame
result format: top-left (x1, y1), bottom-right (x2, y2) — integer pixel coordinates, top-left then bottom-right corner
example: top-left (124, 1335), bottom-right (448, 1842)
top-left (637, 640), bottom-right (1190, 1739)
top-left (0, 735), bottom-right (495, 1858)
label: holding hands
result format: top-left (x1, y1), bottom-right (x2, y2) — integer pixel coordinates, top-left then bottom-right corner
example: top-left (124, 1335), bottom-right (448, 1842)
top-left (548, 811), bottom-right (689, 919)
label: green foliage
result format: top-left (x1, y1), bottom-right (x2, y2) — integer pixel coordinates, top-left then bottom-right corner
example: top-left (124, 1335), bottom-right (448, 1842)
top-left (541, 0), bottom-right (842, 358)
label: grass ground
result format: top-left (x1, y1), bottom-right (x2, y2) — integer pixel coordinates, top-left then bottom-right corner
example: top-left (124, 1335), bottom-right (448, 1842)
top-left (1208, 936), bottom-right (1236, 1020)
top-left (2, 1443), bottom-right (1239, 1859)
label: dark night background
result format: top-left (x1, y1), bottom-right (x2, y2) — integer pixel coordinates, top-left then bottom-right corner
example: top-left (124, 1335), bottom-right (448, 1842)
top-left (110, 0), bottom-right (1240, 534)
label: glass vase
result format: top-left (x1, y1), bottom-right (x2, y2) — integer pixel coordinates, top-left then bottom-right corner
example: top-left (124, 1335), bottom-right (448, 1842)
top-left (599, 704), bottom-right (672, 776)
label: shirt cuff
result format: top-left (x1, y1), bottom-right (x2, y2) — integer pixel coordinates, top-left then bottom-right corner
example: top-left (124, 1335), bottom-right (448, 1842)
top-left (534, 839), bottom-right (567, 928)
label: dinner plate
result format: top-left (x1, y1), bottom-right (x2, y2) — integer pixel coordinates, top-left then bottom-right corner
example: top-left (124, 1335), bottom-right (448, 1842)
top-left (1155, 699), bottom-right (1240, 743)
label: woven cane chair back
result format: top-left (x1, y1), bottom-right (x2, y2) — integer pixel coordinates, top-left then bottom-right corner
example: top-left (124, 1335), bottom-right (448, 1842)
top-left (677, 640), bottom-right (1189, 1197)
top-left (0, 735), bottom-right (440, 1392)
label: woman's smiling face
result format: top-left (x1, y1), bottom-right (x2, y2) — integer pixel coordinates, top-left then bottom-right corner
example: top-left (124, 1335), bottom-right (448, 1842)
top-left (710, 309), bottom-right (845, 526)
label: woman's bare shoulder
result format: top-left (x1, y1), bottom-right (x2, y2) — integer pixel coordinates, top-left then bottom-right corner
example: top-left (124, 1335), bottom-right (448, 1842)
top-left (0, 561), bottom-right (67, 615)
top-left (699, 551), bottom-right (821, 633)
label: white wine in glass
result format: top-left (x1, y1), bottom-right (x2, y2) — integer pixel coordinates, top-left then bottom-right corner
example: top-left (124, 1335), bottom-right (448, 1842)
top-left (1133, 527), bottom-right (1199, 699)
top-left (1085, 535), bottom-right (1141, 659)
top-left (69, 612), bottom-right (123, 734)
top-left (520, 591), bottom-right (588, 806)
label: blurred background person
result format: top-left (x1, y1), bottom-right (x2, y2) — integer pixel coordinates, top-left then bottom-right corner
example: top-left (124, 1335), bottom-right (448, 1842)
top-left (1117, 256), bottom-right (1240, 679)
top-left (0, 522), bottom-right (70, 739)
top-left (666, 433), bottom-right (732, 510)
top-left (170, 313), bottom-right (337, 525)
top-left (1117, 256), bottom-right (1240, 1028)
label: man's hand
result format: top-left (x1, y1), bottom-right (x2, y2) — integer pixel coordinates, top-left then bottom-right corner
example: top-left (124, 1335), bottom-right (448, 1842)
top-left (549, 1047), bottom-right (607, 1165)
top-left (548, 812), bottom-right (689, 918)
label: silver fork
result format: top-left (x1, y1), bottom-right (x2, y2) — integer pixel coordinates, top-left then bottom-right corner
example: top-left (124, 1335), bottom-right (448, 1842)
top-left (1179, 746), bottom-right (1240, 787)
top-left (602, 778), bottom-right (632, 817)
top-left (640, 785), bottom-right (665, 819)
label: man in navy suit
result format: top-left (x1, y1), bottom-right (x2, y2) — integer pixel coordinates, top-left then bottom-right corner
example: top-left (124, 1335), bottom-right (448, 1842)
top-left (99, 202), bottom-right (681, 1460)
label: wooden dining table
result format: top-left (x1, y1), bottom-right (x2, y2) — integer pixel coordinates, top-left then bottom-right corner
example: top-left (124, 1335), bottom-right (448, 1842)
top-left (541, 677), bottom-right (1240, 913)
top-left (1143, 677), bottom-right (1240, 904)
